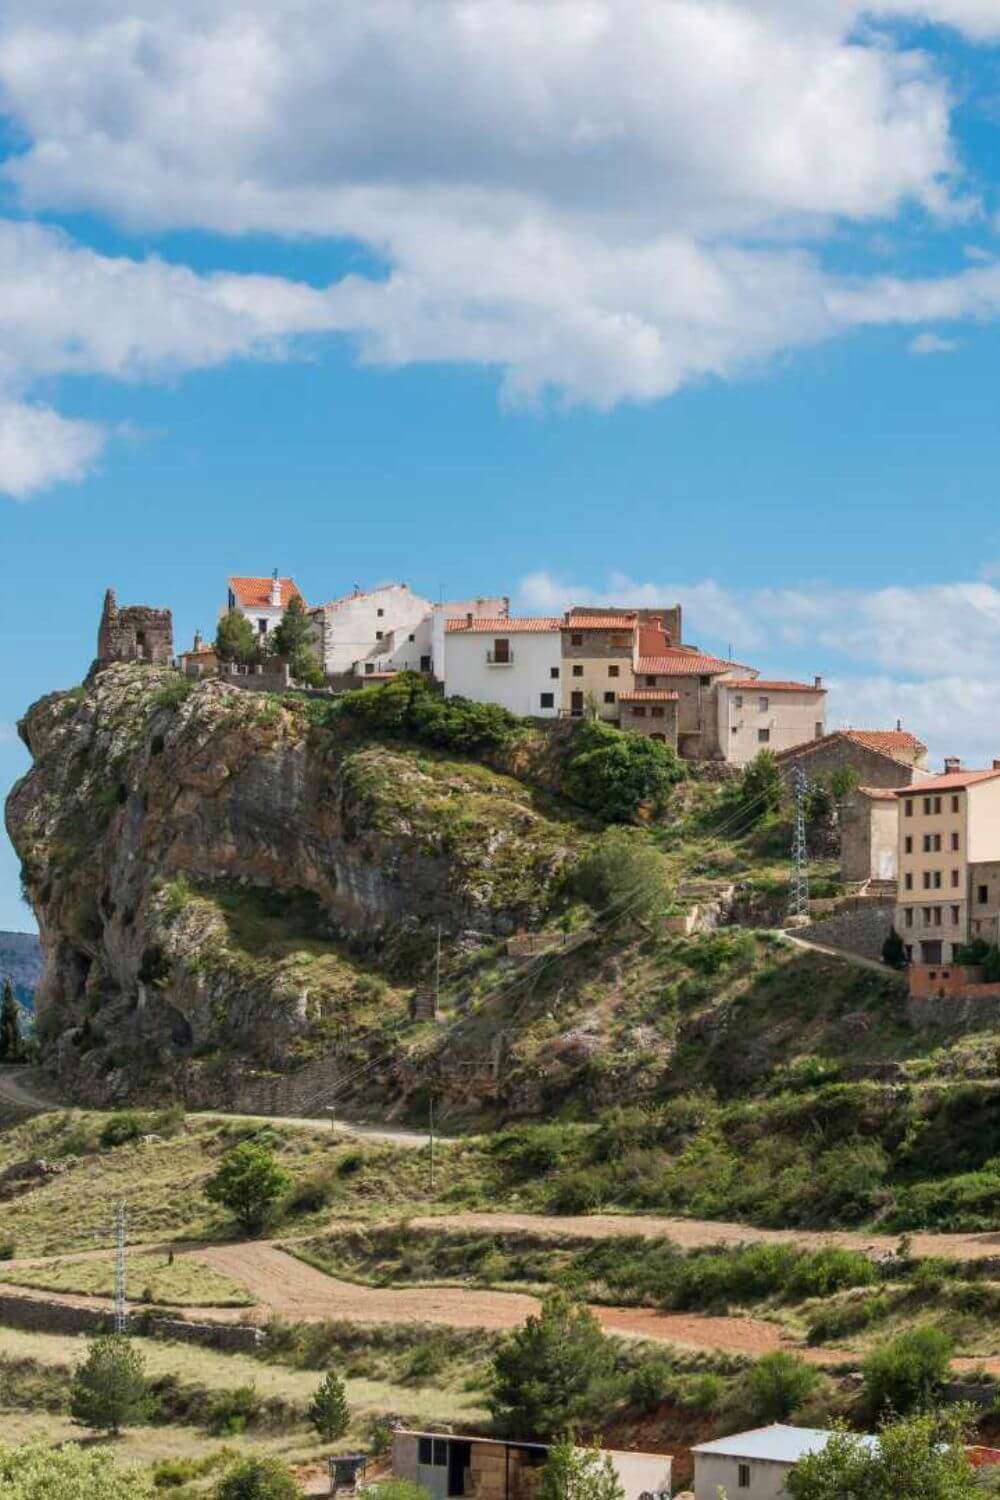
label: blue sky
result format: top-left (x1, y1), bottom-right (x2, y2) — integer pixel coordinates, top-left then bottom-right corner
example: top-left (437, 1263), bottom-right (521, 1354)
top-left (2, 1), bottom-right (1000, 931)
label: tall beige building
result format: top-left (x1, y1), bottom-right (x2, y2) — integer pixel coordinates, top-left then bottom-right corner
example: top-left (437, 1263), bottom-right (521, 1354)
top-left (895, 764), bottom-right (1000, 963)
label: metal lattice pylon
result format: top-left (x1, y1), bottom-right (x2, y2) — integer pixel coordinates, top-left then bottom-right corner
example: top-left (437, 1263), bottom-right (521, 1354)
top-left (788, 766), bottom-right (810, 920)
top-left (113, 1201), bottom-right (128, 1334)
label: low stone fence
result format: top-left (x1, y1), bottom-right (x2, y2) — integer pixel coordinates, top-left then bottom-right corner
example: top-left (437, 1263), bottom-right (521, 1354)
top-left (0, 1291), bottom-right (264, 1351)
top-left (801, 899), bottom-right (895, 962)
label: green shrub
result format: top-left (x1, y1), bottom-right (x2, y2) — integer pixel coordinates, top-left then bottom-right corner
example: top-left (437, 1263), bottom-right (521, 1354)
top-left (215, 1455), bottom-right (299, 1500)
top-left (562, 719), bottom-right (685, 823)
top-left (570, 829), bottom-right (670, 923)
top-left (0, 1241), bottom-right (15, 1261)
top-left (99, 1111), bottom-right (146, 1148)
top-left (736, 750), bottom-right (782, 821)
top-left (743, 1352), bottom-right (820, 1423)
top-left (151, 677), bottom-right (194, 711)
top-left (205, 1141), bottom-right (292, 1233)
top-left (306, 1369), bottom-right (350, 1440)
top-left (207, 1383), bottom-right (261, 1436)
top-left (339, 672), bottom-right (519, 753)
top-left (862, 1325), bottom-right (954, 1418)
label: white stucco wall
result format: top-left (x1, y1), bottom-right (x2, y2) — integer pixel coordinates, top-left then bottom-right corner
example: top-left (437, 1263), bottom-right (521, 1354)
top-left (443, 629), bottom-right (561, 717)
top-left (605, 1449), bottom-right (672, 1500)
top-left (310, 585), bottom-right (431, 674)
top-left (717, 686), bottom-right (826, 768)
top-left (431, 598), bottom-right (509, 678)
top-left (695, 1453), bottom-right (793, 1500)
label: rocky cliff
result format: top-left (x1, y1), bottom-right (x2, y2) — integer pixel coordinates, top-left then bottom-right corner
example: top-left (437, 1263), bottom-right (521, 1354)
top-left (5, 666), bottom-right (582, 1105)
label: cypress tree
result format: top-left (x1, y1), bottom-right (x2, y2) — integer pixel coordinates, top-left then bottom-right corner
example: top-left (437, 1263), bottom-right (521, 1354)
top-left (0, 978), bottom-right (21, 1063)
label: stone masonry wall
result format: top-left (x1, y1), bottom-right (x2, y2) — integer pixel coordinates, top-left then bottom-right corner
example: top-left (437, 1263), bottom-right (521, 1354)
top-left (802, 900), bottom-right (895, 961)
top-left (778, 739), bottom-right (919, 794)
top-left (0, 1291), bottom-right (263, 1350)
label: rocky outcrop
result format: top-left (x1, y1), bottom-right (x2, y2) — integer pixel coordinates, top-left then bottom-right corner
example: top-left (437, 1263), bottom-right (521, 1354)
top-left (5, 665), bottom-right (578, 1104)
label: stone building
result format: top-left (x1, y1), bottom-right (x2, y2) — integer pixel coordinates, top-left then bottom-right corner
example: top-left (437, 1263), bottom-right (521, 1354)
top-left (840, 785), bottom-right (899, 887)
top-left (619, 688), bottom-right (679, 743)
top-left (775, 726), bottom-right (927, 792)
top-left (560, 609), bottom-right (639, 722)
top-left (96, 588), bottom-right (173, 667)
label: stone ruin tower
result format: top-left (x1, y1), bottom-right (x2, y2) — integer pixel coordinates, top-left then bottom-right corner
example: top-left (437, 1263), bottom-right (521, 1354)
top-left (96, 588), bottom-right (174, 667)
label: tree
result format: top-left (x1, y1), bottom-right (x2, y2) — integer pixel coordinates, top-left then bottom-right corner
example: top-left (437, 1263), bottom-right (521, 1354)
top-left (571, 828), bottom-right (670, 925)
top-left (743, 1351), bottom-right (820, 1423)
top-left (862, 1325), bottom-right (953, 1418)
top-left (738, 749), bottom-right (783, 819)
top-left (306, 1368), bottom-right (350, 1441)
top-left (215, 1456), bottom-right (299, 1500)
top-left (785, 1411), bottom-right (979, 1500)
top-left (0, 978), bottom-right (22, 1063)
top-left (882, 928), bottom-right (907, 969)
top-left (215, 609), bottom-right (258, 666)
top-left (562, 719), bottom-right (686, 823)
top-left (537, 1444), bottom-right (626, 1500)
top-left (489, 1290), bottom-right (621, 1440)
top-left (205, 1140), bottom-right (292, 1233)
top-left (0, 1439), bottom-right (151, 1498)
top-left (830, 765), bottom-right (861, 801)
top-left (70, 1333), bottom-right (149, 1435)
top-left (270, 596), bottom-right (323, 685)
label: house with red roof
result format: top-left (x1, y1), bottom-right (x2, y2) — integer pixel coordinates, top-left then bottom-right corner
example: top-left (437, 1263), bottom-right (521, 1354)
top-left (225, 572), bottom-right (306, 644)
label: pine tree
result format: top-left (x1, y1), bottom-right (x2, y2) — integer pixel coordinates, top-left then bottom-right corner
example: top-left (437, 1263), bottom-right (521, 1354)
top-left (0, 977), bottom-right (22, 1063)
top-left (70, 1333), bottom-right (149, 1435)
top-left (306, 1368), bottom-right (351, 1441)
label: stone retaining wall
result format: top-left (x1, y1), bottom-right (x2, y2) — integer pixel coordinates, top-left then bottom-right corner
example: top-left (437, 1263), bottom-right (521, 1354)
top-left (906, 990), bottom-right (1000, 1032)
top-left (0, 1291), bottom-right (264, 1351)
top-left (802, 901), bottom-right (895, 962)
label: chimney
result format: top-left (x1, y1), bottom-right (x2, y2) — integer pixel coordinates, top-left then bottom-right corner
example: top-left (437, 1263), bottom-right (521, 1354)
top-left (814, 675), bottom-right (822, 689)
top-left (270, 571), bottom-right (282, 608)
top-left (993, 759), bottom-right (1000, 771)
top-left (193, 630), bottom-right (202, 652)
top-left (943, 756), bottom-right (962, 774)
top-left (466, 612), bottom-right (474, 627)
top-left (896, 719), bottom-right (902, 731)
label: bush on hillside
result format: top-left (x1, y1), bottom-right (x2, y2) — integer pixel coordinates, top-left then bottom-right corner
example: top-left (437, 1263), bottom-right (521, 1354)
top-left (562, 719), bottom-right (685, 823)
top-left (489, 1290), bottom-right (621, 1440)
top-left (70, 1333), bottom-right (149, 1435)
top-left (215, 609), bottom-right (259, 666)
top-left (570, 828), bottom-right (671, 924)
top-left (0, 1440), bottom-right (151, 1498)
top-left (205, 1141), bottom-right (292, 1234)
top-left (862, 1325), bottom-right (953, 1418)
top-left (215, 1456), bottom-right (299, 1500)
top-left (737, 749), bottom-right (783, 821)
top-left (742, 1352), bottom-right (820, 1423)
top-left (339, 672), bottom-right (520, 752)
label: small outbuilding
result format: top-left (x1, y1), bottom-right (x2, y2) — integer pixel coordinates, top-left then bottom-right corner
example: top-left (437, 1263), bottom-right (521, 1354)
top-left (691, 1424), bottom-right (878, 1500)
top-left (392, 1430), bottom-right (671, 1500)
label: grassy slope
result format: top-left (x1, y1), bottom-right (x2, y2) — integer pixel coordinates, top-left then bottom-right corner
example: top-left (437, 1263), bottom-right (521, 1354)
top-left (0, 1252), bottom-right (254, 1308)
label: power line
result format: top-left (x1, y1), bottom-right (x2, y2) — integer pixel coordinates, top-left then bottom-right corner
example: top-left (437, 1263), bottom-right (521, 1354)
top-left (114, 1201), bottom-right (128, 1334)
top-left (789, 766), bottom-right (810, 922)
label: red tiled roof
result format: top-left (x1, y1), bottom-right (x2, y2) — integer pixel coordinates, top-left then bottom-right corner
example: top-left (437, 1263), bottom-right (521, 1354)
top-left (775, 727), bottom-right (927, 767)
top-left (445, 616), bottom-right (560, 633)
top-left (229, 576), bottom-right (304, 609)
top-left (562, 612), bottom-right (638, 630)
top-left (895, 768), bottom-right (1000, 795)
top-left (727, 678), bottom-right (824, 693)
top-left (638, 649), bottom-right (751, 677)
top-left (857, 786), bottom-right (899, 801)
top-left (620, 690), bottom-right (679, 703)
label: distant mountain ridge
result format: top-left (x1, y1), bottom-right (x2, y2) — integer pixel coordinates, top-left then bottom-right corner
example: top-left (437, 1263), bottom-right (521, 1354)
top-left (0, 931), bottom-right (41, 1011)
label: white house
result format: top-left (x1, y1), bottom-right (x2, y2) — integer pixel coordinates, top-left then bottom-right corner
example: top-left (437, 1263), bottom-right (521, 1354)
top-left (308, 583), bottom-right (432, 676)
top-left (442, 615), bottom-right (562, 717)
top-left (691, 1425), bottom-right (878, 1500)
top-left (225, 573), bottom-right (306, 642)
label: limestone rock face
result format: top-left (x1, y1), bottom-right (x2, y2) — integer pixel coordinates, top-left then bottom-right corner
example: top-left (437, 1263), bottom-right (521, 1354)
top-left (5, 665), bottom-right (574, 1102)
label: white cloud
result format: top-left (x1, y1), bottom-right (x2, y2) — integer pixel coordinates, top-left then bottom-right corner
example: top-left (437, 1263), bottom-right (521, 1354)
top-left (828, 675), bottom-right (1000, 769)
top-left (0, 723), bottom-right (19, 745)
top-left (0, 400), bottom-right (105, 498)
top-left (0, 0), bottom-right (994, 475)
top-left (909, 331), bottom-right (959, 353)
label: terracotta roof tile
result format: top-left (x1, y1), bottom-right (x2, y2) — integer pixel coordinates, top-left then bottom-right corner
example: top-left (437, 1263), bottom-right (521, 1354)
top-left (895, 768), bottom-right (1000, 794)
top-left (620, 690), bottom-right (679, 703)
top-left (775, 727), bottom-right (927, 767)
top-left (445, 616), bottom-right (560, 633)
top-left (727, 678), bottom-right (824, 693)
top-left (562, 612), bottom-right (638, 630)
top-left (229, 576), bottom-right (304, 609)
top-left (638, 649), bottom-right (751, 676)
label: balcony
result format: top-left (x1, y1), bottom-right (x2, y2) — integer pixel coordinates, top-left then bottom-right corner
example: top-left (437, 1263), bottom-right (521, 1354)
top-left (486, 650), bottom-right (514, 666)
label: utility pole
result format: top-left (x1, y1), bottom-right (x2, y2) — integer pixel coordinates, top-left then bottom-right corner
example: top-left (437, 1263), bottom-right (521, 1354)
top-left (789, 766), bottom-right (810, 922)
top-left (113, 1200), bottom-right (128, 1334)
top-left (428, 1090), bottom-right (436, 1194)
top-left (434, 924), bottom-right (442, 1016)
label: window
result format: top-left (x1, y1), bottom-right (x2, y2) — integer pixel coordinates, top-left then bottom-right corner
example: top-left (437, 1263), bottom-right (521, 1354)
top-left (651, 706), bottom-right (665, 719)
top-left (933, 871), bottom-right (942, 890)
top-left (375, 630), bottom-right (384, 641)
top-left (905, 800), bottom-right (913, 818)
top-left (377, 607), bottom-right (384, 617)
top-left (604, 691), bottom-right (616, 704)
top-left (417, 1438), bottom-right (447, 1467)
top-left (608, 665), bottom-right (620, 678)
top-left (734, 694), bottom-right (743, 708)
top-left (646, 675), bottom-right (657, 687)
top-left (540, 692), bottom-right (554, 709)
top-left (632, 705), bottom-right (647, 718)
top-left (815, 722), bottom-right (823, 738)
top-left (951, 906), bottom-right (960, 924)
top-left (364, 663), bottom-right (374, 675)
top-left (905, 944), bottom-right (913, 960)
top-left (935, 906), bottom-right (942, 925)
top-left (758, 728), bottom-right (770, 743)
top-left (905, 836), bottom-right (913, 854)
top-left (923, 908), bottom-right (932, 926)
top-left (952, 795), bottom-right (960, 812)
top-left (952, 832), bottom-right (960, 851)
top-left (572, 664), bottom-right (583, 677)
top-left (738, 1464), bottom-right (751, 1490)
top-left (924, 797), bottom-right (932, 815)
top-left (979, 885), bottom-right (989, 904)
top-left (934, 796), bottom-right (942, 814)
top-left (571, 632), bottom-right (583, 646)
top-left (923, 834), bottom-right (931, 853)
top-left (420, 655), bottom-right (431, 672)
top-left (408, 633), bottom-right (415, 642)
top-left (257, 618), bottom-right (268, 634)
top-left (758, 696), bottom-right (769, 713)
top-left (904, 908), bottom-right (913, 927)
top-left (934, 834), bottom-right (942, 852)
top-left (700, 674), bottom-right (711, 686)
top-left (923, 872), bottom-right (931, 890)
top-left (550, 667), bottom-right (560, 679)
top-left (904, 873), bottom-right (913, 890)
top-left (491, 637), bottom-right (510, 663)
top-left (952, 870), bottom-right (960, 887)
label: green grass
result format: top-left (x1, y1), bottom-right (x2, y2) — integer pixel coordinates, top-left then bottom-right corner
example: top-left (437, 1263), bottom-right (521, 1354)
top-left (0, 1251), bottom-right (254, 1308)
